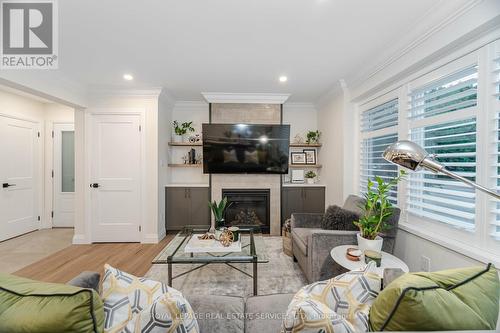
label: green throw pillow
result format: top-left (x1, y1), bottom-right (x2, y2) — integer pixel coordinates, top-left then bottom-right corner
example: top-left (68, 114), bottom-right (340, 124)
top-left (370, 264), bottom-right (499, 331)
top-left (0, 273), bottom-right (104, 333)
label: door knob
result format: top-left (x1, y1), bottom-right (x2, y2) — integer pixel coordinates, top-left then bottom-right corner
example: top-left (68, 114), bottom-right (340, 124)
top-left (2, 183), bottom-right (15, 188)
top-left (90, 183), bottom-right (100, 188)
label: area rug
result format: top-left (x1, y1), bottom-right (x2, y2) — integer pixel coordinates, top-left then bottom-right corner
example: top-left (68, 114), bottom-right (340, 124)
top-left (145, 237), bottom-right (307, 297)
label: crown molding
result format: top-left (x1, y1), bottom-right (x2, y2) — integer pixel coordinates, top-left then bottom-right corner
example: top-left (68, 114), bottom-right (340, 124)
top-left (201, 92), bottom-right (290, 104)
top-left (174, 100), bottom-right (209, 108)
top-left (343, 0), bottom-right (484, 98)
top-left (88, 86), bottom-right (164, 98)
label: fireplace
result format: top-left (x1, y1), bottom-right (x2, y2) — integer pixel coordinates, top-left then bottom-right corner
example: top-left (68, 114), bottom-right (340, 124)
top-left (222, 189), bottom-right (270, 233)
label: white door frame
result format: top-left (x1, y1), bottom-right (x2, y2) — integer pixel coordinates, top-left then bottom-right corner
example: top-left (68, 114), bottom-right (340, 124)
top-left (52, 123), bottom-right (75, 227)
top-left (84, 108), bottom-right (146, 243)
top-left (0, 112), bottom-right (42, 236)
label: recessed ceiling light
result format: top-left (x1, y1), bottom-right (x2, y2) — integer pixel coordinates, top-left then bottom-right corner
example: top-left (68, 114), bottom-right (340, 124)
top-left (279, 76), bottom-right (288, 83)
top-left (123, 73), bottom-right (134, 81)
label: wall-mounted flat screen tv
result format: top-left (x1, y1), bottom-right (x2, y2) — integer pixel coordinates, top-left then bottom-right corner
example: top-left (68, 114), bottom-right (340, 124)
top-left (202, 123), bottom-right (290, 174)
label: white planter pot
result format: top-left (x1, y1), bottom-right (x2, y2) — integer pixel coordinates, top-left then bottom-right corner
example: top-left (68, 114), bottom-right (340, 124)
top-left (356, 233), bottom-right (383, 254)
top-left (214, 228), bottom-right (225, 240)
top-left (306, 178), bottom-right (315, 184)
top-left (182, 134), bottom-right (190, 142)
top-left (172, 134), bottom-right (183, 143)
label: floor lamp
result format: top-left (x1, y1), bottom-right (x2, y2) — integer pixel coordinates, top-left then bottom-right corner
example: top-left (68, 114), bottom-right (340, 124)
top-left (382, 140), bottom-right (500, 200)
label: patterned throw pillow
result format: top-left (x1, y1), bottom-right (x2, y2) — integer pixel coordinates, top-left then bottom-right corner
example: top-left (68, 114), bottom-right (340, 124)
top-left (102, 264), bottom-right (199, 333)
top-left (282, 262), bottom-right (381, 333)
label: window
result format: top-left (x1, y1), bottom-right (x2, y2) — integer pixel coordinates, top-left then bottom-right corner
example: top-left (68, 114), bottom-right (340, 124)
top-left (492, 54), bottom-right (500, 239)
top-left (407, 66), bottom-right (478, 230)
top-left (360, 99), bottom-right (399, 204)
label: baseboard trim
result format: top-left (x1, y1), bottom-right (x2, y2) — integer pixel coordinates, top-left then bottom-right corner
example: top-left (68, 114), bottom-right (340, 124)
top-left (72, 233), bottom-right (90, 244)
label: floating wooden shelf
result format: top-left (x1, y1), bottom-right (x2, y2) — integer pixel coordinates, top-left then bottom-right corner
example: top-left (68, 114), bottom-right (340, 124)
top-left (289, 143), bottom-right (322, 148)
top-left (168, 142), bottom-right (203, 146)
top-left (168, 164), bottom-right (202, 167)
top-left (289, 164), bottom-right (322, 168)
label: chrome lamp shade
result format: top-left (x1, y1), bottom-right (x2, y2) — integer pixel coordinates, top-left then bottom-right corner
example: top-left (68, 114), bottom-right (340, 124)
top-left (382, 140), bottom-right (500, 200)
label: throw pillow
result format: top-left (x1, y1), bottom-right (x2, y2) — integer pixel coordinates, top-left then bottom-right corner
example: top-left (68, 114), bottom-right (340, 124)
top-left (369, 263), bottom-right (499, 331)
top-left (101, 264), bottom-right (198, 333)
top-left (282, 262), bottom-right (381, 332)
top-left (0, 273), bottom-right (103, 333)
top-left (321, 205), bottom-right (360, 231)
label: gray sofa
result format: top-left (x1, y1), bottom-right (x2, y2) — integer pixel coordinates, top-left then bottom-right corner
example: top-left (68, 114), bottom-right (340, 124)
top-left (291, 195), bottom-right (400, 282)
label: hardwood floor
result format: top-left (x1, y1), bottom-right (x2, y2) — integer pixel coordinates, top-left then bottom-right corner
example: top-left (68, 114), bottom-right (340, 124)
top-left (14, 234), bottom-right (174, 283)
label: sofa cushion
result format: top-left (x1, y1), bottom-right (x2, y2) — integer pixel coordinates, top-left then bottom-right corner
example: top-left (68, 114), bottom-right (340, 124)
top-left (342, 195), bottom-right (365, 215)
top-left (0, 273), bottom-right (103, 333)
top-left (67, 271), bottom-right (100, 292)
top-left (188, 294), bottom-right (244, 333)
top-left (282, 262), bottom-right (381, 332)
top-left (369, 264), bottom-right (499, 331)
top-left (102, 264), bottom-right (198, 333)
top-left (245, 293), bottom-right (294, 333)
top-left (321, 205), bottom-right (360, 231)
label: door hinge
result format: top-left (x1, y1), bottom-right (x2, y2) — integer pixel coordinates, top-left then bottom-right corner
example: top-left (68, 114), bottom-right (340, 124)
top-left (139, 226), bottom-right (142, 232)
top-left (51, 211), bottom-right (54, 218)
top-left (37, 132), bottom-right (40, 138)
top-left (51, 130), bottom-right (54, 138)
top-left (139, 125), bottom-right (142, 132)
top-left (37, 216), bottom-right (41, 221)
top-left (51, 170), bottom-right (54, 178)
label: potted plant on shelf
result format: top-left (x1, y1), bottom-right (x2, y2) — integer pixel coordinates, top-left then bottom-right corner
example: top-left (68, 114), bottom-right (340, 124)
top-left (208, 197), bottom-right (231, 239)
top-left (354, 170), bottom-right (406, 253)
top-left (172, 121), bottom-right (195, 142)
top-left (305, 171), bottom-right (316, 184)
top-left (306, 130), bottom-right (321, 144)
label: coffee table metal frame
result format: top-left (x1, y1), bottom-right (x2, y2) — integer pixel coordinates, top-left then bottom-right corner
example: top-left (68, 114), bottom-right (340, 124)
top-left (152, 226), bottom-right (267, 295)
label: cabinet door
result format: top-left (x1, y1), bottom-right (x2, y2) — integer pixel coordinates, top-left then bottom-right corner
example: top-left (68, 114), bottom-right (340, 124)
top-left (166, 187), bottom-right (189, 230)
top-left (303, 187), bottom-right (325, 214)
top-left (188, 188), bottom-right (210, 228)
top-left (281, 187), bottom-right (304, 223)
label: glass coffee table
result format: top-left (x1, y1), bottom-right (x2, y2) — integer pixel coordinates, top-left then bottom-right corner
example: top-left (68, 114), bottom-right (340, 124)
top-left (152, 226), bottom-right (269, 295)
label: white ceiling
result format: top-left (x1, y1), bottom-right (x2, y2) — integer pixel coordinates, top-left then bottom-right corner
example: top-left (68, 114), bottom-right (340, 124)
top-left (58, 0), bottom-right (469, 102)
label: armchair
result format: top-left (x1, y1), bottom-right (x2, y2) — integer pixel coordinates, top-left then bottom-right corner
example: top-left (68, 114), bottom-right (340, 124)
top-left (291, 195), bottom-right (400, 283)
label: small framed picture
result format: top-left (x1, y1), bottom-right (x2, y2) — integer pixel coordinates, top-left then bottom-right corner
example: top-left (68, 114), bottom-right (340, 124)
top-left (303, 149), bottom-right (317, 165)
top-left (291, 169), bottom-right (305, 183)
top-left (291, 152), bottom-right (306, 164)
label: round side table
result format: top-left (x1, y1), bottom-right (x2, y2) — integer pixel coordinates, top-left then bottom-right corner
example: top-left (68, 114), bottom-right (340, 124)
top-left (330, 245), bottom-right (409, 276)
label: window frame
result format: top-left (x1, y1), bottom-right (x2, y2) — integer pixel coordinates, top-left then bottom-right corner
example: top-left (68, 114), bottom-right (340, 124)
top-left (357, 44), bottom-right (500, 266)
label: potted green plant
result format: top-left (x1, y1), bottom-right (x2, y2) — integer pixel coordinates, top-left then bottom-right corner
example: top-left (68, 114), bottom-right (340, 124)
top-left (306, 130), bottom-right (321, 144)
top-left (172, 121), bottom-right (195, 142)
top-left (208, 197), bottom-right (230, 239)
top-left (354, 170), bottom-right (406, 253)
top-left (305, 170), bottom-right (316, 184)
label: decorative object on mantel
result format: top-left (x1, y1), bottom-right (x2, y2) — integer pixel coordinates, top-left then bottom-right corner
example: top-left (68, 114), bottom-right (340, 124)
top-left (291, 152), bottom-right (306, 165)
top-left (291, 169), bottom-right (305, 183)
top-left (354, 170), bottom-right (406, 253)
top-left (293, 134), bottom-right (304, 144)
top-left (304, 149), bottom-right (317, 164)
top-left (304, 170), bottom-right (316, 184)
top-left (172, 120), bottom-right (195, 142)
top-left (306, 130), bottom-right (321, 144)
top-left (208, 197), bottom-right (231, 236)
top-left (188, 134), bottom-right (201, 143)
top-left (346, 247), bottom-right (362, 261)
top-left (219, 229), bottom-right (234, 247)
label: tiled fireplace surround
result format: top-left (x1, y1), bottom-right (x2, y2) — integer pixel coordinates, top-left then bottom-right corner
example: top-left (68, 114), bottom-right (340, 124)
top-left (210, 103), bottom-right (282, 236)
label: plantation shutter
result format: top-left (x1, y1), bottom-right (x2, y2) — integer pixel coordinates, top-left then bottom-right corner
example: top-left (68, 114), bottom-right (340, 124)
top-left (492, 55), bottom-right (500, 239)
top-left (407, 66), bottom-right (478, 230)
top-left (360, 98), bottom-right (399, 204)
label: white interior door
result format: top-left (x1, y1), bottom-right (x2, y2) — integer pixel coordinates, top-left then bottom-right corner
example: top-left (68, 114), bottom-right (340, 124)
top-left (53, 123), bottom-right (75, 227)
top-left (0, 115), bottom-right (39, 241)
top-left (90, 114), bottom-right (142, 242)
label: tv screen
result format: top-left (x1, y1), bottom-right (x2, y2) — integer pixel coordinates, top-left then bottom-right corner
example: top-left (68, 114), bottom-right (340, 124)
top-left (202, 123), bottom-right (290, 174)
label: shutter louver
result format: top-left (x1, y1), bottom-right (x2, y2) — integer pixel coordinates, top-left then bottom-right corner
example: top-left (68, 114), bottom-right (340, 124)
top-left (360, 133), bottom-right (399, 204)
top-left (361, 99), bottom-right (398, 132)
top-left (492, 55), bottom-right (500, 239)
top-left (409, 66), bottom-right (478, 120)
